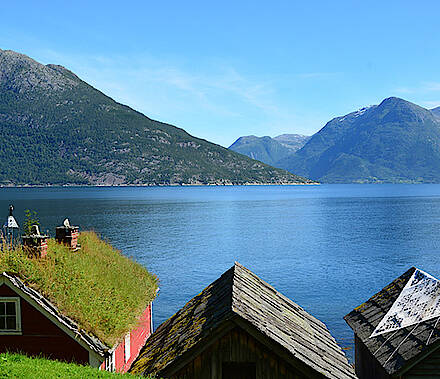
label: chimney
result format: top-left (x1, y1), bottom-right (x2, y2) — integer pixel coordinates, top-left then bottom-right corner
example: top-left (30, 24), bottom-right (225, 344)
top-left (55, 218), bottom-right (79, 250)
top-left (22, 225), bottom-right (48, 258)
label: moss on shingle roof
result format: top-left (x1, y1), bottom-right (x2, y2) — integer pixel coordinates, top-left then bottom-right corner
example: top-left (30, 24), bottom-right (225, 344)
top-left (0, 231), bottom-right (158, 347)
top-left (131, 262), bottom-right (355, 379)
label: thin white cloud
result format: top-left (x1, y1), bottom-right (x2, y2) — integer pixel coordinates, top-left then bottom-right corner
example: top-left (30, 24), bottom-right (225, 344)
top-left (296, 72), bottom-right (339, 79)
top-left (392, 81), bottom-right (440, 110)
top-left (420, 100), bottom-right (440, 109)
top-left (394, 87), bottom-right (414, 95)
top-left (394, 81), bottom-right (440, 95)
top-left (108, 59), bottom-right (286, 120)
top-left (423, 82), bottom-right (440, 92)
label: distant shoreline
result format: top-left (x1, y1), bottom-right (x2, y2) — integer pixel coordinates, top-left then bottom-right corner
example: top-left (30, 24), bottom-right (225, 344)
top-left (0, 182), bottom-right (319, 188)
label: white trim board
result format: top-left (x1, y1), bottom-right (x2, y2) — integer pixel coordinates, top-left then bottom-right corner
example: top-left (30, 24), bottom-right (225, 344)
top-left (0, 275), bottom-right (106, 366)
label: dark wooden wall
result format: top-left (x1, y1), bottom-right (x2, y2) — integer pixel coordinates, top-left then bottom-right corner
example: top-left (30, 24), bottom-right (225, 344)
top-left (0, 284), bottom-right (89, 364)
top-left (354, 335), bottom-right (390, 379)
top-left (169, 326), bottom-right (321, 379)
top-left (403, 345), bottom-right (440, 378)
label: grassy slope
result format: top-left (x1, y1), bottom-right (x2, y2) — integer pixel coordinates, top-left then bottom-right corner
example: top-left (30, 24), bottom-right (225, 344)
top-left (0, 232), bottom-right (158, 346)
top-left (0, 353), bottom-right (149, 378)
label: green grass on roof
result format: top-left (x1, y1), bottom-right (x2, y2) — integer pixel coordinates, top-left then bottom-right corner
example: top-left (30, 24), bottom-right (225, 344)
top-left (0, 231), bottom-right (158, 346)
top-left (0, 352), bottom-right (150, 378)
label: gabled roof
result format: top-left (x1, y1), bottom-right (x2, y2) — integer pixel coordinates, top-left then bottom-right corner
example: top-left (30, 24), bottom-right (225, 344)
top-left (344, 267), bottom-right (440, 375)
top-left (0, 272), bottom-right (109, 358)
top-left (0, 231), bottom-right (157, 346)
top-left (130, 262), bottom-right (355, 379)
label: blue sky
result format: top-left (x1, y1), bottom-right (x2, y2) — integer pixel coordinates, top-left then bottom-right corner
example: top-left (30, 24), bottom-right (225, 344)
top-left (1, 1), bottom-right (440, 146)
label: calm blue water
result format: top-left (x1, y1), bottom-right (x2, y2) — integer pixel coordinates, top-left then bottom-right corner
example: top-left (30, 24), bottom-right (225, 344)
top-left (2, 184), bottom-right (440, 358)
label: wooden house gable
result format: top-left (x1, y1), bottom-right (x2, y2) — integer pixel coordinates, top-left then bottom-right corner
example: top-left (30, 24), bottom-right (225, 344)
top-left (131, 263), bottom-right (355, 379)
top-left (0, 273), bottom-right (108, 366)
top-left (167, 323), bottom-right (327, 379)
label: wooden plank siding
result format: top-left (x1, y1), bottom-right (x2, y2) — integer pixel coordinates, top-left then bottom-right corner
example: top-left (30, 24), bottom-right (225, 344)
top-left (354, 336), bottom-right (390, 379)
top-left (0, 284), bottom-right (90, 364)
top-left (403, 347), bottom-right (440, 378)
top-left (171, 327), bottom-right (318, 379)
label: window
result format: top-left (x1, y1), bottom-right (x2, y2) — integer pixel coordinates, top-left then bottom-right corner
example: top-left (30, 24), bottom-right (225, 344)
top-left (0, 297), bottom-right (21, 334)
top-left (105, 350), bottom-right (115, 372)
top-left (222, 362), bottom-right (256, 379)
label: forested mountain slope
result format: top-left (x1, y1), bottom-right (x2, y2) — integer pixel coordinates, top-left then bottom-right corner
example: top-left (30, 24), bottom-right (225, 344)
top-left (0, 49), bottom-right (311, 185)
top-left (277, 98), bottom-right (440, 183)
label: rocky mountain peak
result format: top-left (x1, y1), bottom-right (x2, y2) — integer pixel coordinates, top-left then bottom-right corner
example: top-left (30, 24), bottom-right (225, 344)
top-left (277, 97), bottom-right (440, 183)
top-left (375, 96), bottom-right (435, 124)
top-left (378, 96), bottom-right (409, 107)
top-left (0, 49), bottom-right (77, 93)
top-left (0, 49), bottom-right (309, 185)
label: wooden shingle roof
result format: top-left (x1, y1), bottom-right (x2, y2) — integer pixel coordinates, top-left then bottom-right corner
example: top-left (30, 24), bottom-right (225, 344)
top-left (344, 267), bottom-right (440, 375)
top-left (130, 262), bottom-right (355, 378)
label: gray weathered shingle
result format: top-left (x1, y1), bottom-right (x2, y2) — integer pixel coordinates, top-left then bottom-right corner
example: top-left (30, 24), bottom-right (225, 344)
top-left (345, 267), bottom-right (440, 375)
top-left (131, 262), bottom-right (355, 378)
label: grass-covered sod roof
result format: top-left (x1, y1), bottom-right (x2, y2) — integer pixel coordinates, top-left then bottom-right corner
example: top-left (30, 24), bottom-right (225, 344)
top-left (0, 352), bottom-right (150, 378)
top-left (0, 231), bottom-right (158, 346)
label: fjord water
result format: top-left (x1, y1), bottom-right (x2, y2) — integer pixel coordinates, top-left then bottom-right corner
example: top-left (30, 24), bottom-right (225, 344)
top-left (3, 185), bottom-right (440, 357)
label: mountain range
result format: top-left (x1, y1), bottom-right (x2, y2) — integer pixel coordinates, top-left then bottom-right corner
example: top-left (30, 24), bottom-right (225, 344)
top-left (231, 98), bottom-right (440, 183)
top-left (0, 49), bottom-right (312, 186)
top-left (229, 134), bottom-right (310, 166)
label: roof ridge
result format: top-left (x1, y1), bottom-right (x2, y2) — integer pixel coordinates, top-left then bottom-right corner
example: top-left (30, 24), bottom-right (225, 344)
top-left (131, 263), bottom-right (354, 378)
top-left (231, 263), bottom-right (329, 330)
top-left (343, 266), bottom-right (430, 375)
top-left (229, 264), bottom-right (354, 379)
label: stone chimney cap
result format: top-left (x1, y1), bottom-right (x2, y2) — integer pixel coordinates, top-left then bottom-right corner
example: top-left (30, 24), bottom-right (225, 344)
top-left (23, 224), bottom-right (47, 238)
top-left (31, 225), bottom-right (41, 236)
top-left (56, 218), bottom-right (78, 231)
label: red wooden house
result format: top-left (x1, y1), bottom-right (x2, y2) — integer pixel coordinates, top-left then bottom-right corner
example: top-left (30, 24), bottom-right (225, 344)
top-left (0, 272), bottom-right (153, 372)
top-left (101, 303), bottom-right (154, 372)
top-left (0, 221), bottom-right (156, 373)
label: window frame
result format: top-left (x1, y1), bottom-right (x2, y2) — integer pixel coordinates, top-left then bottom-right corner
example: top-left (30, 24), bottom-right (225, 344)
top-left (0, 297), bottom-right (22, 335)
top-left (105, 350), bottom-right (115, 372)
